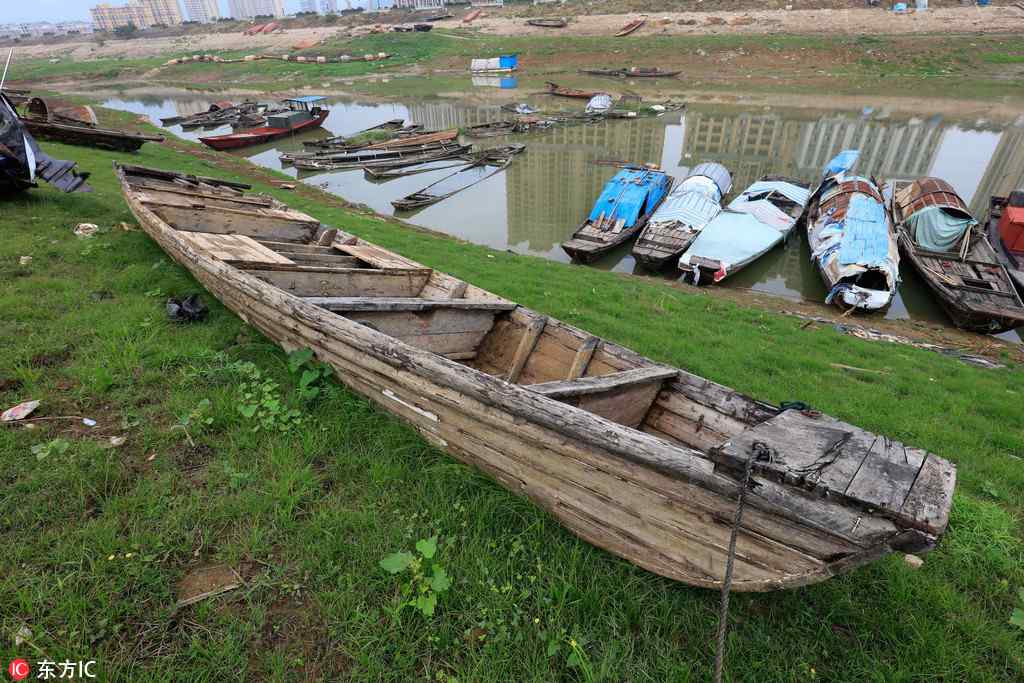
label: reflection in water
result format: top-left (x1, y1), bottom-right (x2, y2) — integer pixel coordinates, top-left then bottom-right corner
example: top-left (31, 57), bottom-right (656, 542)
top-left (103, 93), bottom-right (1024, 338)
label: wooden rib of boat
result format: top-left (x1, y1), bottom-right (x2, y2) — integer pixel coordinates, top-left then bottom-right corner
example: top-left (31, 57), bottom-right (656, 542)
top-left (987, 193), bottom-right (1024, 297)
top-left (615, 17), bottom-right (646, 37)
top-left (563, 168), bottom-right (671, 263)
top-left (544, 82), bottom-right (600, 99)
top-left (20, 118), bottom-right (164, 153)
top-left (890, 178), bottom-right (1024, 334)
top-left (581, 67), bottom-right (681, 79)
top-left (116, 161), bottom-right (956, 592)
top-left (391, 145), bottom-right (525, 211)
top-left (526, 18), bottom-right (568, 28)
top-left (678, 176), bottom-right (811, 285)
top-left (806, 150), bottom-right (899, 312)
top-left (293, 143), bottom-right (472, 172)
top-left (633, 162), bottom-right (732, 270)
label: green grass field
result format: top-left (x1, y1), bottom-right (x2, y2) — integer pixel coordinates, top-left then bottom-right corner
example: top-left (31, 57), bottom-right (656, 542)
top-left (0, 130), bottom-right (1022, 681)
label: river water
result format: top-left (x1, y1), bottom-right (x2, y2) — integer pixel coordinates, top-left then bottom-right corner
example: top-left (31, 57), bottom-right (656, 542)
top-left (102, 91), bottom-right (1024, 339)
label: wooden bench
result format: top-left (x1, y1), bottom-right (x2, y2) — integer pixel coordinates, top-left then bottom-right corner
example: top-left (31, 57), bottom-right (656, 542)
top-left (526, 366), bottom-right (679, 428)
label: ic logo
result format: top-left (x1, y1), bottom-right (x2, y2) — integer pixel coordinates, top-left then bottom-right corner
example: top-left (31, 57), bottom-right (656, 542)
top-left (7, 659), bottom-right (30, 681)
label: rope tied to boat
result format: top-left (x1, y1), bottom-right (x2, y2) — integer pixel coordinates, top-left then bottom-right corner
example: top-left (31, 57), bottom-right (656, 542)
top-left (713, 444), bottom-right (757, 683)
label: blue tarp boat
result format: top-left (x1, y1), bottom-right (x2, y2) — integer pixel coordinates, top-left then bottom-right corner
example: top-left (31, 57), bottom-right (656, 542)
top-left (806, 150), bottom-right (900, 312)
top-left (677, 177), bottom-right (811, 284)
top-left (562, 167), bottom-right (671, 263)
top-left (632, 162), bottom-right (733, 269)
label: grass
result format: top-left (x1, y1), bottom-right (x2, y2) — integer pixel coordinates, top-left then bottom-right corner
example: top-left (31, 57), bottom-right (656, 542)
top-left (0, 122), bottom-right (1022, 681)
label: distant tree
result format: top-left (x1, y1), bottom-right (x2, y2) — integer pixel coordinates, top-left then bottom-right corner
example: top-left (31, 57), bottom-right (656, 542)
top-left (113, 23), bottom-right (137, 37)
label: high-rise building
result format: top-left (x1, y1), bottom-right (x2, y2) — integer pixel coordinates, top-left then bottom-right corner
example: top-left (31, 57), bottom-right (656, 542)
top-left (321, 0), bottom-right (339, 13)
top-left (90, 0), bottom-right (184, 31)
top-left (227, 0), bottom-right (285, 19)
top-left (299, 0), bottom-right (318, 12)
top-left (182, 0), bottom-right (220, 23)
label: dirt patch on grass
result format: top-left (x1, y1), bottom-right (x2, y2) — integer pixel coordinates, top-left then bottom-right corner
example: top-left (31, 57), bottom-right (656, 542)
top-left (254, 596), bottom-right (351, 681)
top-left (30, 346), bottom-right (74, 368)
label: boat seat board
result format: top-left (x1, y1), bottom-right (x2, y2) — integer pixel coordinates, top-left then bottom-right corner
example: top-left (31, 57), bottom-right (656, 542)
top-left (334, 243), bottom-right (427, 270)
top-left (177, 232), bottom-right (296, 266)
top-left (304, 297), bottom-right (517, 312)
top-left (148, 203), bottom-right (319, 243)
top-left (712, 409), bottom-right (952, 534)
top-left (240, 265), bottom-right (433, 298)
top-left (527, 366), bottom-right (679, 398)
top-left (527, 367), bottom-right (678, 429)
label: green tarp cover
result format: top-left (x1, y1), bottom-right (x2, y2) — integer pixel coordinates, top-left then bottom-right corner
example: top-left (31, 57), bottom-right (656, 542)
top-left (909, 206), bottom-right (976, 253)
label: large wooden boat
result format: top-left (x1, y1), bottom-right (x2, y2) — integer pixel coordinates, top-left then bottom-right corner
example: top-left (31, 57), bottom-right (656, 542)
top-left (199, 97), bottom-right (329, 151)
top-left (632, 162), bottom-right (732, 270)
top-left (890, 178), bottom-right (1024, 334)
top-left (987, 193), bottom-right (1024, 297)
top-left (21, 119), bottom-right (163, 153)
top-left (116, 162), bottom-right (956, 592)
top-left (678, 176), bottom-right (811, 285)
top-left (562, 168), bottom-right (671, 263)
top-left (807, 151), bottom-right (899, 312)
top-left (291, 143), bottom-right (471, 172)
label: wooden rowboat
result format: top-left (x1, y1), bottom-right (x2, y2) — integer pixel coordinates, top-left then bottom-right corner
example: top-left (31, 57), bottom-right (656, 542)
top-left (615, 17), bottom-right (646, 37)
top-left (391, 145), bottom-right (525, 211)
top-left (526, 18), bottom-right (568, 28)
top-left (116, 162), bottom-right (956, 592)
top-left (581, 67), bottom-right (681, 79)
top-left (21, 119), bottom-right (164, 153)
top-left (544, 82), bottom-right (600, 100)
top-left (986, 193), bottom-right (1024, 297)
top-left (890, 178), bottom-right (1024, 334)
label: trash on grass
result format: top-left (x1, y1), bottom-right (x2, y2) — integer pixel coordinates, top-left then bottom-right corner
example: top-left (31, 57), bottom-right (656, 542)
top-left (175, 564), bottom-right (242, 609)
top-left (82, 418), bottom-right (97, 427)
top-left (166, 294), bottom-right (209, 323)
top-left (19, 256), bottom-right (32, 265)
top-left (2, 400), bottom-right (40, 422)
top-left (74, 223), bottom-right (99, 237)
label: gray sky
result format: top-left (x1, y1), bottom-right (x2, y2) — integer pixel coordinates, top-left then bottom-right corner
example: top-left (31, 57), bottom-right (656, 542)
top-left (4, 0), bottom-right (334, 24)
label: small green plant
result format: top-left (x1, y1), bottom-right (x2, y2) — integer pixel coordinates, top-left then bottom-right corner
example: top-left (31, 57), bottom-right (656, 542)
top-left (1011, 588), bottom-right (1024, 630)
top-left (31, 438), bottom-right (71, 461)
top-left (286, 348), bottom-right (334, 403)
top-left (172, 398), bottom-right (213, 447)
top-left (222, 462), bottom-right (254, 491)
top-left (235, 361), bottom-right (303, 433)
top-left (379, 536), bottom-right (452, 617)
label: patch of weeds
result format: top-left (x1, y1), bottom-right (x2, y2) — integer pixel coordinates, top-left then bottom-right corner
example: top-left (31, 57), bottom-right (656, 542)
top-left (545, 630), bottom-right (593, 676)
top-left (286, 348), bottom-right (335, 404)
top-left (380, 536), bottom-right (452, 617)
top-left (172, 398), bottom-right (213, 447)
top-left (235, 361), bottom-right (303, 433)
top-left (31, 438), bottom-right (72, 461)
top-left (1012, 588), bottom-right (1024, 631)
top-left (222, 461), bottom-right (254, 491)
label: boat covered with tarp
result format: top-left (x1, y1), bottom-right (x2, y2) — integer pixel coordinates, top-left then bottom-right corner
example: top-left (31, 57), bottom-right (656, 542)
top-left (987, 191), bottom-right (1024, 297)
top-left (632, 162), bottom-right (732, 269)
top-left (562, 167), bottom-right (671, 263)
top-left (891, 177), bottom-right (1024, 333)
top-left (116, 161), bottom-right (956, 593)
top-left (678, 177), bottom-right (811, 284)
top-left (806, 150), bottom-right (899, 311)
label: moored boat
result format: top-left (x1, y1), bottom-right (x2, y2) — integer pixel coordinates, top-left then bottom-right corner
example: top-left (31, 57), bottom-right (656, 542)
top-left (806, 150), bottom-right (899, 312)
top-left (290, 142), bottom-right (471, 172)
top-left (463, 120), bottom-right (517, 139)
top-left (391, 145), bottom-right (525, 211)
top-left (616, 17), bottom-right (646, 37)
top-left (632, 162), bottom-right (732, 270)
top-left (199, 97), bottom-right (329, 151)
top-left (562, 167), bottom-right (671, 263)
top-left (987, 192), bottom-right (1024, 297)
top-left (581, 67), bottom-right (681, 79)
top-left (678, 176), bottom-right (811, 285)
top-left (116, 161), bottom-right (956, 592)
top-left (527, 18), bottom-right (568, 28)
top-left (544, 82), bottom-right (600, 99)
top-left (890, 178), bottom-right (1024, 333)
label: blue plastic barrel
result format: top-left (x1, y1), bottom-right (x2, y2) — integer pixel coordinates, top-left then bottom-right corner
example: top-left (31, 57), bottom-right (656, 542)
top-left (977, 0), bottom-right (990, 5)
top-left (499, 54), bottom-right (518, 71)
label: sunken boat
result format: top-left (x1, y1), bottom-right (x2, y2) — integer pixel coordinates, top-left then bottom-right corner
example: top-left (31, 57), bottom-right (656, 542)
top-left (20, 97), bottom-right (164, 153)
top-left (678, 177), bottom-right (811, 285)
top-left (632, 162), bottom-right (732, 270)
top-left (117, 161), bottom-right (955, 592)
top-left (987, 191), bottom-right (1024, 297)
top-left (806, 151), bottom-right (899, 312)
top-left (391, 145), bottom-right (524, 211)
top-left (562, 167), bottom-right (671, 263)
top-left (890, 178), bottom-right (1024, 334)
top-left (0, 92), bottom-right (91, 195)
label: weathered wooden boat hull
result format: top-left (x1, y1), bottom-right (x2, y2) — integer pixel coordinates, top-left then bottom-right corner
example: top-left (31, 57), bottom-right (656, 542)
top-left (200, 110), bottom-right (329, 150)
top-left (987, 196), bottom-right (1024, 299)
top-left (562, 223), bottom-right (645, 263)
top-left (117, 163), bottom-right (956, 592)
top-left (544, 82), bottom-right (598, 99)
top-left (891, 180), bottom-right (1024, 334)
top-left (616, 18), bottom-right (646, 37)
top-left (527, 19), bottom-right (568, 28)
top-left (581, 68), bottom-right (681, 79)
top-left (21, 119), bottom-right (164, 152)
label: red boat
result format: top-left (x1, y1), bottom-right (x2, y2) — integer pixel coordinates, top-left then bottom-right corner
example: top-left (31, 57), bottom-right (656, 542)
top-left (199, 97), bottom-right (329, 151)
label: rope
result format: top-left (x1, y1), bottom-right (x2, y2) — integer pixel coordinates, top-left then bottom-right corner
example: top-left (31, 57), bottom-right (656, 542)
top-left (713, 446), bottom-right (758, 683)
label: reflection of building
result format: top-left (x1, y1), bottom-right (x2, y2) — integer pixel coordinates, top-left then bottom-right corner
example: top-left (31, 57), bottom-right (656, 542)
top-left (681, 112), bottom-right (803, 191)
top-left (91, 0), bottom-right (184, 31)
top-left (227, 0), bottom-right (285, 19)
top-left (794, 117), bottom-right (943, 180)
top-left (403, 103), bottom-right (503, 130)
top-left (971, 127), bottom-right (1024, 217)
top-left (183, 0), bottom-right (219, 23)
top-left (505, 119), bottom-right (666, 253)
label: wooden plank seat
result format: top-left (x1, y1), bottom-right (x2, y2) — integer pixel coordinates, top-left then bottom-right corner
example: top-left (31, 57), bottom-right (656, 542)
top-left (304, 297), bottom-right (517, 312)
top-left (711, 409), bottom-right (955, 536)
top-left (177, 232), bottom-right (295, 267)
top-left (237, 263), bottom-right (433, 297)
top-left (142, 193), bottom-right (320, 243)
top-left (527, 366), bottom-right (679, 428)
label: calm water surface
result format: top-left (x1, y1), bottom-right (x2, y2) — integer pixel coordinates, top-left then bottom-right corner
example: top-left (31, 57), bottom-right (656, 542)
top-left (103, 91), bottom-right (1024, 340)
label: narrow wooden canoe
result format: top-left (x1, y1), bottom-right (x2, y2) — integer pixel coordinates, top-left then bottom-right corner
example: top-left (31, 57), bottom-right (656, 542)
top-left (563, 168), bottom-right (672, 263)
top-left (293, 143), bottom-right (472, 172)
top-left (891, 178), bottom-right (1024, 334)
top-left (527, 18), bottom-right (568, 28)
top-left (616, 17), bottom-right (646, 37)
top-left (987, 194), bottom-right (1024, 298)
top-left (200, 110), bottom-right (329, 151)
top-left (581, 67), bottom-right (682, 79)
top-left (544, 82), bottom-right (599, 99)
top-left (392, 146), bottom-right (525, 211)
top-left (116, 162), bottom-right (956, 592)
top-left (21, 119), bottom-right (164, 153)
